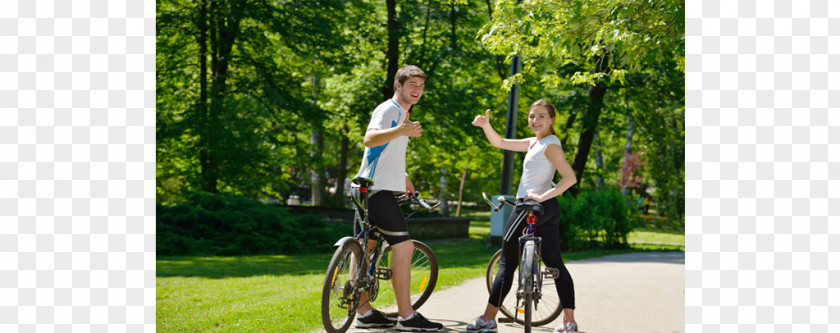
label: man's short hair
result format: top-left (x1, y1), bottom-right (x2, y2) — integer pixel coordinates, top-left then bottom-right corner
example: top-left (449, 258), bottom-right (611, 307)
top-left (395, 65), bottom-right (426, 88)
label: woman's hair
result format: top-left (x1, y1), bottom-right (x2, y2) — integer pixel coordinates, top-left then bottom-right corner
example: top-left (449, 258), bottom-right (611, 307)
top-left (529, 99), bottom-right (557, 135)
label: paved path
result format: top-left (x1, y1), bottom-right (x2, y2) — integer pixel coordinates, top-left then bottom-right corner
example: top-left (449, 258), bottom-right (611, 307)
top-left (340, 251), bottom-right (684, 333)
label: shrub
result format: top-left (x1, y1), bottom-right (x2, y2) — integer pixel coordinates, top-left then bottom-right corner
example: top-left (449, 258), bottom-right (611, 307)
top-left (556, 188), bottom-right (640, 251)
top-left (157, 192), bottom-right (352, 255)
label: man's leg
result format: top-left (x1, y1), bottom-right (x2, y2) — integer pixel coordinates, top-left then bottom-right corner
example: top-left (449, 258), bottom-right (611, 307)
top-left (389, 239), bottom-right (415, 319)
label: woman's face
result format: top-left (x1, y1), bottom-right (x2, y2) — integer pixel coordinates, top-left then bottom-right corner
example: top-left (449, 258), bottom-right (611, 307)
top-left (528, 105), bottom-right (554, 135)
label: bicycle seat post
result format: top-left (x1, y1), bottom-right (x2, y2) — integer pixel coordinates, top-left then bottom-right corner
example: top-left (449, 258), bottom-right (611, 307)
top-left (359, 184), bottom-right (370, 226)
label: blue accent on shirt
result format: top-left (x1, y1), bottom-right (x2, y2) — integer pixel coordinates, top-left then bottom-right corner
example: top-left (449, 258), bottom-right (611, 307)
top-left (365, 101), bottom-right (404, 178)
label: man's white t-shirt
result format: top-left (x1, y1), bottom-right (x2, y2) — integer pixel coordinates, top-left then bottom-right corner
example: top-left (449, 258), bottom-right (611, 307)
top-left (355, 99), bottom-right (408, 192)
top-left (516, 135), bottom-right (562, 199)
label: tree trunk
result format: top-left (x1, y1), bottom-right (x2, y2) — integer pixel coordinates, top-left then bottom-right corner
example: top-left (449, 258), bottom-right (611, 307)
top-left (560, 106), bottom-right (577, 149)
top-left (203, 1), bottom-right (241, 193)
top-left (197, 0), bottom-right (214, 193)
top-left (334, 127), bottom-right (350, 206)
top-left (438, 167), bottom-right (449, 216)
top-left (594, 127), bottom-right (605, 191)
top-left (569, 83), bottom-right (607, 196)
top-left (621, 111), bottom-right (634, 196)
top-left (310, 129), bottom-right (325, 205)
top-left (449, 2), bottom-right (457, 50)
top-left (383, 0), bottom-right (399, 101)
top-left (455, 155), bottom-right (471, 217)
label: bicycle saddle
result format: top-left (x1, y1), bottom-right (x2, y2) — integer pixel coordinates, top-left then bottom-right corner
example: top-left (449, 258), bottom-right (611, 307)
top-left (351, 177), bottom-right (374, 188)
top-left (515, 200), bottom-right (543, 214)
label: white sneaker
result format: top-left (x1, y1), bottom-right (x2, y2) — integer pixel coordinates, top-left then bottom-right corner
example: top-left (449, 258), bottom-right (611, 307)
top-left (465, 315), bottom-right (497, 333)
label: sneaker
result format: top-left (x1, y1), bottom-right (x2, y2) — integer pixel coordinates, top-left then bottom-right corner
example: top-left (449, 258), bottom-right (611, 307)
top-left (466, 315), bottom-right (497, 333)
top-left (355, 309), bottom-right (397, 328)
top-left (564, 322), bottom-right (578, 332)
top-left (396, 312), bottom-right (443, 331)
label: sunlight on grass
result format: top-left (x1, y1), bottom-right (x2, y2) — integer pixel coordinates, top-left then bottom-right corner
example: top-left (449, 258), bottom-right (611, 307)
top-left (157, 216), bottom-right (684, 332)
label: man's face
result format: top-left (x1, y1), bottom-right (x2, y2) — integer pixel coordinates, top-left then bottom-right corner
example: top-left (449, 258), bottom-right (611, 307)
top-left (397, 77), bottom-right (425, 105)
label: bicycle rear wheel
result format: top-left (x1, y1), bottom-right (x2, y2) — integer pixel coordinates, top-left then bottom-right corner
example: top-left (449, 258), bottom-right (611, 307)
top-left (321, 240), bottom-right (364, 333)
top-left (373, 240), bottom-right (438, 311)
top-left (485, 249), bottom-right (563, 326)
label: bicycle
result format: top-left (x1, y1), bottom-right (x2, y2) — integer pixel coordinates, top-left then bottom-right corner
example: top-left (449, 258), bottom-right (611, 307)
top-left (482, 193), bottom-right (563, 332)
top-left (321, 177), bottom-right (441, 333)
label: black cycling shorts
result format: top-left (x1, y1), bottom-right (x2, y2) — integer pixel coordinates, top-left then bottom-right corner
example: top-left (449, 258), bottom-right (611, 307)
top-left (352, 190), bottom-right (411, 246)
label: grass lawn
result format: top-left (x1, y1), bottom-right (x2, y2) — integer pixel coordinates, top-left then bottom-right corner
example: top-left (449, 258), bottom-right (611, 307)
top-left (157, 211), bottom-right (683, 332)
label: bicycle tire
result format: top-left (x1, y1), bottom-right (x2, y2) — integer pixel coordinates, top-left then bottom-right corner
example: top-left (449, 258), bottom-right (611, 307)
top-left (485, 249), bottom-right (563, 326)
top-left (321, 239), bottom-right (364, 333)
top-left (373, 240), bottom-right (438, 311)
top-left (521, 241), bottom-right (535, 333)
top-left (524, 292), bottom-right (533, 333)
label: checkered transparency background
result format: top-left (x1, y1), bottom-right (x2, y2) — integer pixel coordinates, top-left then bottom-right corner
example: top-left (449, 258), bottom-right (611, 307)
top-left (0, 0), bottom-right (156, 331)
top-left (686, 0), bottom-right (840, 332)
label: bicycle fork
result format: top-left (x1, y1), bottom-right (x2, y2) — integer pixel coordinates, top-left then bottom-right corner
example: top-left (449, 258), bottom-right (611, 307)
top-left (514, 211), bottom-right (542, 322)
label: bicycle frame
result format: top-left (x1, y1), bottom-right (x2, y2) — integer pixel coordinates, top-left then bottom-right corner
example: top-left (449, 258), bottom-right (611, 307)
top-left (514, 211), bottom-right (542, 322)
top-left (339, 184), bottom-right (441, 310)
top-left (482, 193), bottom-right (546, 328)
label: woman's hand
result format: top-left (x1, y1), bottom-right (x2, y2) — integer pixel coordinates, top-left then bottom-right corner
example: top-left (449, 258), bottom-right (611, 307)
top-left (524, 190), bottom-right (546, 203)
top-left (471, 109), bottom-right (491, 128)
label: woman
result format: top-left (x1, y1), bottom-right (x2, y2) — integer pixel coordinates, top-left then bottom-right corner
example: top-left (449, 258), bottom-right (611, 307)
top-left (466, 100), bottom-right (578, 333)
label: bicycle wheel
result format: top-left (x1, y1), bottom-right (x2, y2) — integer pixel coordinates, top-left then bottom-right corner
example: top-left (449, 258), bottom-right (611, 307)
top-left (321, 239), bottom-right (364, 333)
top-left (373, 240), bottom-right (438, 311)
top-left (521, 241), bottom-right (535, 333)
top-left (486, 249), bottom-right (563, 326)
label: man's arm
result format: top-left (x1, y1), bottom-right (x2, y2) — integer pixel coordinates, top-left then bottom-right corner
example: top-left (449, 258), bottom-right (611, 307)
top-left (364, 121), bottom-right (422, 147)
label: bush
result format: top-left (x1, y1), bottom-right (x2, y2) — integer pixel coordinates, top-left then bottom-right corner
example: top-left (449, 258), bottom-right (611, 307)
top-left (157, 192), bottom-right (352, 255)
top-left (556, 188), bottom-right (640, 252)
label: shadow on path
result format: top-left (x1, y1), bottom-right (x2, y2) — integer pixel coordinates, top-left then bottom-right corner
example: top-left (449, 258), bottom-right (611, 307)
top-left (571, 251), bottom-right (684, 265)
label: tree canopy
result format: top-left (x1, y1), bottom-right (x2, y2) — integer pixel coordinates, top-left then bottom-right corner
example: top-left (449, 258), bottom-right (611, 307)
top-left (157, 0), bottom-right (685, 222)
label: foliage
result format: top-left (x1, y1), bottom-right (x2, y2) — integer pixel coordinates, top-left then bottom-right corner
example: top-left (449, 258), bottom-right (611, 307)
top-left (156, 0), bottom-right (685, 226)
top-left (617, 148), bottom-right (646, 189)
top-left (556, 188), bottom-right (639, 251)
top-left (479, 0), bottom-right (684, 88)
top-left (156, 192), bottom-right (351, 255)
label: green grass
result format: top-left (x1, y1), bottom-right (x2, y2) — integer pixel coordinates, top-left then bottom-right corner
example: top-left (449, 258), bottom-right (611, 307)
top-left (157, 213), bottom-right (684, 332)
top-left (627, 228), bottom-right (685, 250)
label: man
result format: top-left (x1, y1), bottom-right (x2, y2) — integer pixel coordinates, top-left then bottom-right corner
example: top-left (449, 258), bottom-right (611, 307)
top-left (353, 65), bottom-right (443, 331)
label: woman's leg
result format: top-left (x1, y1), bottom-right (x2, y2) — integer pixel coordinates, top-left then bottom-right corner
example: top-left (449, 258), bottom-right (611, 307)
top-left (483, 209), bottom-right (525, 319)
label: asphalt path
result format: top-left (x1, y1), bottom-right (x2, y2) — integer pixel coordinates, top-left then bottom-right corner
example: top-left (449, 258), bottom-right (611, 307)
top-left (336, 251), bottom-right (685, 333)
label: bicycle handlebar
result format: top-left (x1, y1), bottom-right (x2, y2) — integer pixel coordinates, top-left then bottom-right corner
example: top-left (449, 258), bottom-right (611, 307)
top-left (482, 192), bottom-right (517, 212)
top-left (396, 192), bottom-right (441, 212)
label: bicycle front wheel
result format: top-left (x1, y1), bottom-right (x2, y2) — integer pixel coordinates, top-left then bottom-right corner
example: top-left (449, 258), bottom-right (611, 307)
top-left (321, 239), bottom-right (364, 333)
top-left (521, 241), bottom-right (535, 332)
top-left (485, 249), bottom-right (563, 326)
top-left (373, 240), bottom-right (438, 311)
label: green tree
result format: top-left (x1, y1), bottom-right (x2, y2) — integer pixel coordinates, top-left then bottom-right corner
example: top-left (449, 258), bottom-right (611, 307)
top-left (479, 0), bottom-right (684, 195)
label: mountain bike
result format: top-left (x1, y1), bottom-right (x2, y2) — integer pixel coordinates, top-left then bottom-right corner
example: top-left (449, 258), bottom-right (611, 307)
top-left (321, 177), bottom-right (440, 333)
top-left (482, 193), bottom-right (563, 332)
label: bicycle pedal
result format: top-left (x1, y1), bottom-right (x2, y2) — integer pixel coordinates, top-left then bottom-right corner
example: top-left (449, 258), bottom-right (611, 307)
top-left (543, 267), bottom-right (560, 279)
top-left (498, 317), bottom-right (514, 323)
top-left (375, 267), bottom-right (392, 280)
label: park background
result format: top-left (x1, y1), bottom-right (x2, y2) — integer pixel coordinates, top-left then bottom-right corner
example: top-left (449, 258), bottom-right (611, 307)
top-left (155, 0), bottom-right (685, 331)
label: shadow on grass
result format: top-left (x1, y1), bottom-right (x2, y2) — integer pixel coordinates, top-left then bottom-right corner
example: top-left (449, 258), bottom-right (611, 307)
top-left (157, 253), bottom-right (333, 278)
top-left (157, 238), bottom-right (499, 279)
top-left (157, 226), bottom-right (684, 279)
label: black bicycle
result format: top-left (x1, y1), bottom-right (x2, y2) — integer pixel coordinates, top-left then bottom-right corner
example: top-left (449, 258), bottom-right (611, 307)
top-left (482, 193), bottom-right (563, 332)
top-left (321, 177), bottom-right (440, 333)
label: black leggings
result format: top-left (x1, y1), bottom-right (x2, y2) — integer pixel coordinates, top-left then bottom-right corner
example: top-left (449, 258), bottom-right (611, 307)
top-left (488, 198), bottom-right (575, 310)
